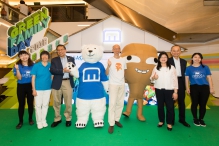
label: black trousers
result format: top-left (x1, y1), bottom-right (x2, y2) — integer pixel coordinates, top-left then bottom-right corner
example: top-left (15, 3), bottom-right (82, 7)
top-left (155, 89), bottom-right (174, 125)
top-left (190, 84), bottom-right (210, 120)
top-left (173, 77), bottom-right (186, 122)
top-left (17, 83), bottom-right (34, 123)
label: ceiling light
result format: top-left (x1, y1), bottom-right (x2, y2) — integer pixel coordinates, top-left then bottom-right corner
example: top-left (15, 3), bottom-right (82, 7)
top-left (77, 25), bottom-right (90, 27)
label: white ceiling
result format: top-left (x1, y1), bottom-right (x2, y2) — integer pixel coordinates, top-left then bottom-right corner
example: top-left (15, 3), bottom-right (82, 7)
top-left (1, 0), bottom-right (219, 64)
top-left (117, 0), bottom-right (219, 33)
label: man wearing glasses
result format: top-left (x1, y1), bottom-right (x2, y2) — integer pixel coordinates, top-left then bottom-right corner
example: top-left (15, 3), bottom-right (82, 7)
top-left (50, 44), bottom-right (76, 128)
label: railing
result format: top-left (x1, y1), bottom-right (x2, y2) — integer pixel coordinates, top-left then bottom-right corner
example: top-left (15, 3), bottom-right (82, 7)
top-left (31, 4), bottom-right (87, 22)
top-left (0, 1), bottom-right (27, 24)
top-left (0, 1), bottom-right (87, 23)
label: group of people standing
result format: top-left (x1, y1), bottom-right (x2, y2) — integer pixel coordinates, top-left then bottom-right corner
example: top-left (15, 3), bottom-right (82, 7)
top-left (13, 44), bottom-right (215, 133)
top-left (150, 45), bottom-right (215, 131)
top-left (13, 45), bottom-right (74, 129)
top-left (106, 44), bottom-right (215, 133)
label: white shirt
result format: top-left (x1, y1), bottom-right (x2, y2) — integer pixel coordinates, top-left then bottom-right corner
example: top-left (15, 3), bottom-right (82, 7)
top-left (150, 65), bottom-right (178, 90)
top-left (108, 57), bottom-right (127, 85)
top-left (19, 4), bottom-right (28, 15)
top-left (173, 57), bottom-right (182, 77)
top-left (60, 56), bottom-right (69, 79)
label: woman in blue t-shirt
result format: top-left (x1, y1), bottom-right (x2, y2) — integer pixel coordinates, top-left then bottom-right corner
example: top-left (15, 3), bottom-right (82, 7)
top-left (31, 51), bottom-right (52, 129)
top-left (185, 53), bottom-right (215, 127)
top-left (13, 50), bottom-right (34, 129)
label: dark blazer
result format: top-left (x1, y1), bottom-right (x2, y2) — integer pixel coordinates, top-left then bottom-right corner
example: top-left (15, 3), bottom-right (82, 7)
top-left (50, 56), bottom-right (75, 90)
top-left (169, 57), bottom-right (187, 88)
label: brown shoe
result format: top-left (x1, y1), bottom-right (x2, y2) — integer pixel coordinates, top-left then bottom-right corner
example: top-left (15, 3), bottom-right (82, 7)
top-left (108, 126), bottom-right (114, 134)
top-left (115, 121), bottom-right (123, 128)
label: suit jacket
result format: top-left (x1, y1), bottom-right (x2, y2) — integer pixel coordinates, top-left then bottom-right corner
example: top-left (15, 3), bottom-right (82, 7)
top-left (169, 57), bottom-right (187, 89)
top-left (50, 56), bottom-right (75, 90)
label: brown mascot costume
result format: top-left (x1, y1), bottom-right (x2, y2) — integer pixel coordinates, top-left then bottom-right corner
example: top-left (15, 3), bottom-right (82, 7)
top-left (121, 43), bottom-right (157, 121)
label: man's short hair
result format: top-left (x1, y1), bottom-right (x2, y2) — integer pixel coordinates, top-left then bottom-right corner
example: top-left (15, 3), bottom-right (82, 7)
top-left (171, 45), bottom-right (181, 51)
top-left (56, 44), bottom-right (66, 50)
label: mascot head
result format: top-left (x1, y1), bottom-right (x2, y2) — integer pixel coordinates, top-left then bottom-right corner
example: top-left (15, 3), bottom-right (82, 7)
top-left (82, 44), bottom-right (104, 63)
top-left (121, 43), bottom-right (157, 87)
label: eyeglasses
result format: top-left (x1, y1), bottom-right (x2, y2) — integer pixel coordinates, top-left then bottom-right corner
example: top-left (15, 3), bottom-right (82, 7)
top-left (56, 49), bottom-right (65, 52)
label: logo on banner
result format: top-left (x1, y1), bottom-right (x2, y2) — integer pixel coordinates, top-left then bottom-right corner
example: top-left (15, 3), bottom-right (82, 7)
top-left (103, 30), bottom-right (121, 42)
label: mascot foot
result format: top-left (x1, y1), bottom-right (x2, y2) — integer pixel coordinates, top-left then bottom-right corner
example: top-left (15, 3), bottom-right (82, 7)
top-left (122, 111), bottom-right (130, 118)
top-left (137, 115), bottom-right (146, 122)
top-left (75, 121), bottom-right (87, 128)
top-left (94, 120), bottom-right (104, 128)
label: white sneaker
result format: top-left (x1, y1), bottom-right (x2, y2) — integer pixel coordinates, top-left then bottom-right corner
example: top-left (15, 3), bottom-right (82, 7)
top-left (37, 124), bottom-right (43, 129)
top-left (42, 123), bottom-right (48, 128)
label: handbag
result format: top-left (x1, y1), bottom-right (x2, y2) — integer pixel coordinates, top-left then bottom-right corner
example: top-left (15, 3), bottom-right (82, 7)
top-left (1, 7), bottom-right (7, 16)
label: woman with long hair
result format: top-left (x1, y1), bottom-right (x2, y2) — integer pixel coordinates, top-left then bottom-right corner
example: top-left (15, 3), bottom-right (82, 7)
top-left (185, 53), bottom-right (215, 127)
top-left (13, 50), bottom-right (34, 129)
top-left (150, 52), bottom-right (178, 131)
top-left (31, 51), bottom-right (52, 129)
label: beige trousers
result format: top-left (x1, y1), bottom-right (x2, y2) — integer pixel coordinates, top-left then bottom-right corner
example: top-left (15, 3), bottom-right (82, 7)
top-left (52, 80), bottom-right (73, 122)
top-left (108, 84), bottom-right (125, 126)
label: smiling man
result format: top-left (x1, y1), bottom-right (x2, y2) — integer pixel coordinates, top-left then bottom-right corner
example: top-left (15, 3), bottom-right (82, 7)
top-left (169, 45), bottom-right (190, 128)
top-left (50, 44), bottom-right (76, 128)
top-left (106, 44), bottom-right (127, 134)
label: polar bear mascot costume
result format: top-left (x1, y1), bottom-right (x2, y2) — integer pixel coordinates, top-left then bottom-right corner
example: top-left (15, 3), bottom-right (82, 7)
top-left (75, 44), bottom-right (108, 128)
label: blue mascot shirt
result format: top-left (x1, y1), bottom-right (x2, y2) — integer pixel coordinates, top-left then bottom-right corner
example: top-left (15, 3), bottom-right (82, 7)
top-left (77, 62), bottom-right (108, 100)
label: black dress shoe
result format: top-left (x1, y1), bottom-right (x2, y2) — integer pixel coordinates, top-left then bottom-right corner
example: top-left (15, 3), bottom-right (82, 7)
top-left (66, 121), bottom-right (71, 127)
top-left (51, 120), bottom-right (62, 128)
top-left (167, 127), bottom-right (172, 131)
top-left (16, 123), bottom-right (23, 129)
top-left (179, 121), bottom-right (190, 127)
top-left (157, 123), bottom-right (164, 127)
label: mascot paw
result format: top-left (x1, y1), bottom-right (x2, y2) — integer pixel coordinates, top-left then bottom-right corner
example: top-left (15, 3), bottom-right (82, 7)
top-left (75, 121), bottom-right (87, 128)
top-left (94, 120), bottom-right (104, 128)
top-left (137, 115), bottom-right (146, 122)
top-left (122, 111), bottom-right (130, 117)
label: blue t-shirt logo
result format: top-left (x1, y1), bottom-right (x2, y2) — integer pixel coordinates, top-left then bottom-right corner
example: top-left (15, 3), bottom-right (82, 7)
top-left (192, 71), bottom-right (205, 79)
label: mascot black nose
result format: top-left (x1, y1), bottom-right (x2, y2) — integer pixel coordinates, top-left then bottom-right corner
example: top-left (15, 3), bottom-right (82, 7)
top-left (89, 50), bottom-right (93, 53)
